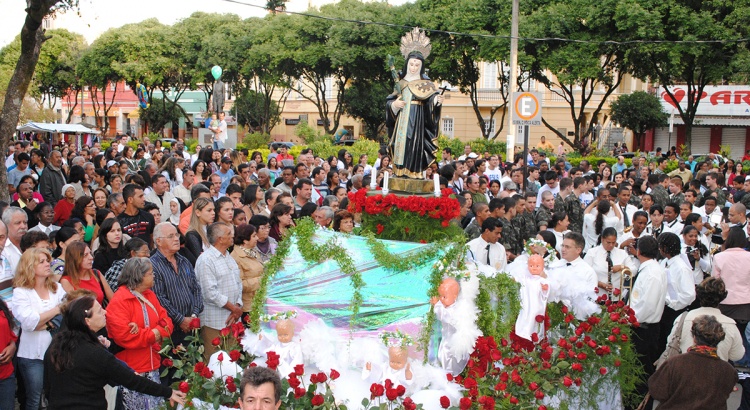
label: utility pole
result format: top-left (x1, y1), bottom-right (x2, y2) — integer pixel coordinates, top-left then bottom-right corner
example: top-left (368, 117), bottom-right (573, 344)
top-left (506, 0), bottom-right (520, 164)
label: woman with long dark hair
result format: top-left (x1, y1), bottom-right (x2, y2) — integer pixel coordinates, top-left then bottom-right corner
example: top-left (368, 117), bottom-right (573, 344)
top-left (70, 196), bottom-right (97, 244)
top-left (93, 218), bottom-right (126, 274)
top-left (60, 242), bottom-right (115, 307)
top-left (242, 184), bottom-right (265, 218)
top-left (269, 203), bottom-right (295, 242)
top-left (582, 199), bottom-right (621, 251)
top-left (44, 295), bottom-right (185, 409)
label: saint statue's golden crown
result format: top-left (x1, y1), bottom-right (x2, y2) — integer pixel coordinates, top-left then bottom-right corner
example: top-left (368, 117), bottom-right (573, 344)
top-left (400, 27), bottom-right (431, 60)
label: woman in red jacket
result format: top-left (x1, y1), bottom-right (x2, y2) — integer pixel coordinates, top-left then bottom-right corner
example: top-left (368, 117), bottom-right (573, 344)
top-left (106, 257), bottom-right (173, 410)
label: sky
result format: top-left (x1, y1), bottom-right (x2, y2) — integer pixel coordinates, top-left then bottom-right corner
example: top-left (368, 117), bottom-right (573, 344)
top-left (0, 0), bottom-right (411, 47)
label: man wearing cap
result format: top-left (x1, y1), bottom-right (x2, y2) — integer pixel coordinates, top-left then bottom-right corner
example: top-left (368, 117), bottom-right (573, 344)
top-left (217, 157), bottom-right (235, 195)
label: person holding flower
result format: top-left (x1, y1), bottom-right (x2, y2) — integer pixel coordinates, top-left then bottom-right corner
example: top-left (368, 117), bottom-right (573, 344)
top-left (106, 257), bottom-right (173, 409)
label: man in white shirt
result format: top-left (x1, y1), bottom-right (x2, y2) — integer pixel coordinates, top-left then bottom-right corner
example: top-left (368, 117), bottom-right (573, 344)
top-left (584, 227), bottom-right (635, 300)
top-left (721, 203), bottom-right (749, 239)
top-left (145, 174), bottom-right (177, 223)
top-left (467, 217), bottom-right (507, 275)
top-left (615, 187), bottom-right (638, 236)
top-left (173, 169), bottom-right (194, 205)
top-left (535, 171), bottom-right (560, 208)
top-left (484, 155), bottom-right (503, 183)
top-left (212, 112), bottom-right (228, 150)
top-left (626, 235), bottom-right (667, 397)
top-left (662, 202), bottom-right (684, 235)
top-left (658, 232), bottom-right (696, 354)
top-left (695, 196), bottom-right (722, 235)
top-left (1, 207), bottom-right (27, 275)
top-left (547, 232), bottom-right (598, 319)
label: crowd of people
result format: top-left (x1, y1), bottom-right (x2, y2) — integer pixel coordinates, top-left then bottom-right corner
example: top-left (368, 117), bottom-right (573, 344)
top-left (0, 134), bottom-right (748, 409)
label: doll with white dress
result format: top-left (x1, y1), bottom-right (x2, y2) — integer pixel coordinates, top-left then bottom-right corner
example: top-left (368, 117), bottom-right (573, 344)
top-left (363, 330), bottom-right (414, 389)
top-left (246, 311), bottom-right (304, 378)
top-left (512, 254), bottom-right (550, 343)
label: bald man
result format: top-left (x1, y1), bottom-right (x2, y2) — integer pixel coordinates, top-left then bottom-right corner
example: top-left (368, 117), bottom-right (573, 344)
top-left (722, 204), bottom-right (749, 239)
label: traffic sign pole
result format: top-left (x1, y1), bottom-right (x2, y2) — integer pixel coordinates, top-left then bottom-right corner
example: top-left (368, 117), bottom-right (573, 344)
top-left (512, 91), bottom-right (542, 195)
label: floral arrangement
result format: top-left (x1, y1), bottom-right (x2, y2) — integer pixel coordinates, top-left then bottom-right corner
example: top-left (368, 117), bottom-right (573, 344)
top-left (380, 329), bottom-right (415, 348)
top-left (261, 310), bottom-right (298, 322)
top-left (348, 188), bottom-right (463, 243)
top-left (523, 239), bottom-right (557, 267)
top-left (448, 297), bottom-right (642, 409)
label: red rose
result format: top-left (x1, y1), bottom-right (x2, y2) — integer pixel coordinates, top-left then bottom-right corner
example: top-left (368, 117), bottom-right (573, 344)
top-left (535, 315), bottom-right (545, 323)
top-left (574, 377), bottom-right (582, 386)
top-left (179, 381), bottom-right (189, 393)
top-left (220, 327), bottom-right (231, 337)
top-left (229, 349), bottom-right (241, 362)
top-left (211, 337), bottom-right (221, 346)
top-left (200, 367), bottom-right (213, 378)
top-left (370, 383), bottom-right (385, 398)
top-left (386, 388), bottom-right (399, 401)
top-left (440, 396), bottom-right (451, 408)
top-left (577, 352), bottom-right (587, 361)
top-left (600, 367), bottom-right (608, 375)
top-left (494, 382), bottom-right (507, 391)
top-left (288, 376), bottom-right (300, 389)
top-left (316, 372), bottom-right (327, 383)
top-left (396, 385), bottom-right (406, 397)
top-left (226, 381), bottom-right (237, 393)
top-left (539, 406), bottom-right (548, 410)
top-left (535, 390), bottom-right (545, 400)
top-left (189, 317), bottom-right (201, 329)
top-left (162, 358), bottom-right (173, 367)
top-left (563, 376), bottom-right (573, 387)
top-left (311, 394), bottom-right (324, 406)
top-left (294, 387), bottom-right (306, 399)
top-left (404, 227), bottom-right (410, 233)
top-left (294, 364), bottom-right (304, 376)
top-left (403, 397), bottom-right (417, 410)
top-left (217, 352), bottom-right (224, 362)
top-left (459, 397), bottom-right (472, 410)
top-left (266, 351), bottom-right (280, 370)
top-left (614, 359), bottom-right (621, 367)
top-left (330, 369), bottom-right (340, 380)
top-left (529, 382), bottom-right (539, 391)
top-left (376, 224), bottom-right (385, 235)
top-left (571, 363), bottom-right (583, 372)
top-left (310, 373), bottom-right (319, 384)
top-left (509, 396), bottom-right (519, 405)
top-left (463, 377), bottom-right (477, 389)
top-left (441, 220), bottom-right (450, 228)
top-left (194, 362), bottom-right (205, 372)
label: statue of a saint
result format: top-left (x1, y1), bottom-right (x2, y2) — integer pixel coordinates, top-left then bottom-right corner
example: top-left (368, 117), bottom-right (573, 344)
top-left (386, 28), bottom-right (444, 179)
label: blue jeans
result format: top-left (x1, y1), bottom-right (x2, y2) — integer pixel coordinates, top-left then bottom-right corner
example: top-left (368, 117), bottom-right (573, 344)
top-left (17, 358), bottom-right (43, 410)
top-left (213, 140), bottom-right (225, 150)
top-left (0, 374), bottom-right (15, 410)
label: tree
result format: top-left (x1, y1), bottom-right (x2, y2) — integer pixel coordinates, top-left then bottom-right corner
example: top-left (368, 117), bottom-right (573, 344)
top-left (231, 89), bottom-right (281, 132)
top-left (140, 97), bottom-right (183, 134)
top-left (33, 29), bottom-right (86, 108)
top-left (522, 0), bottom-right (631, 153)
top-left (609, 91), bottom-right (668, 150)
top-left (0, 0), bottom-right (79, 201)
top-left (625, 0), bottom-right (748, 153)
top-left (341, 80), bottom-right (391, 140)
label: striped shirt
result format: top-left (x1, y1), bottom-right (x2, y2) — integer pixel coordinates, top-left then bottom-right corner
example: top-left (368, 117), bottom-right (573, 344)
top-left (195, 246), bottom-right (242, 330)
top-left (151, 250), bottom-right (204, 326)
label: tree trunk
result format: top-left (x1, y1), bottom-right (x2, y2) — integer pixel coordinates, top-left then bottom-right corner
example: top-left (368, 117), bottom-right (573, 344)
top-left (0, 2), bottom-right (53, 201)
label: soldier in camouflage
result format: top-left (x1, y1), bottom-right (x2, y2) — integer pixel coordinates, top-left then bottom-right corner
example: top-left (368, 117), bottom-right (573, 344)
top-left (535, 191), bottom-right (555, 230)
top-left (703, 173), bottom-right (726, 208)
top-left (649, 174), bottom-right (670, 210)
top-left (500, 197), bottom-right (523, 259)
top-left (564, 177), bottom-right (586, 234)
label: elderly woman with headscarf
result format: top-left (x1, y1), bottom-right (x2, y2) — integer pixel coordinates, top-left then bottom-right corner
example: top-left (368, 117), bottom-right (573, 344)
top-left (649, 315), bottom-right (738, 409)
top-left (53, 184), bottom-right (76, 226)
top-left (106, 257), bottom-right (173, 409)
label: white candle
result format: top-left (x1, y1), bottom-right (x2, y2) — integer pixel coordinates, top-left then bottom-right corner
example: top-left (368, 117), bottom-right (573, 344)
top-left (433, 173), bottom-right (440, 197)
top-left (383, 172), bottom-right (390, 195)
top-left (369, 176), bottom-right (377, 190)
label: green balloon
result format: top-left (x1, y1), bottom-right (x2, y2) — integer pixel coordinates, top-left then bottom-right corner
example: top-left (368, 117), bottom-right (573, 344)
top-left (211, 65), bottom-right (222, 80)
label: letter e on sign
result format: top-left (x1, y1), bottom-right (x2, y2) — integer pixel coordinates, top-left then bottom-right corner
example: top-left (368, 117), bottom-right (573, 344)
top-left (512, 92), bottom-right (543, 126)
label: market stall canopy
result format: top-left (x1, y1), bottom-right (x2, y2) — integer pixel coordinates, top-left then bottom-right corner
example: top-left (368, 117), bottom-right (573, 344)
top-left (16, 122), bottom-right (100, 134)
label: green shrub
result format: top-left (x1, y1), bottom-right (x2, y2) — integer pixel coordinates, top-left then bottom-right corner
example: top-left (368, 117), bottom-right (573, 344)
top-left (100, 141), bottom-right (111, 151)
top-left (242, 133), bottom-right (271, 150)
top-left (185, 138), bottom-right (199, 154)
top-left (437, 136), bottom-right (507, 160)
top-left (295, 122), bottom-right (331, 144)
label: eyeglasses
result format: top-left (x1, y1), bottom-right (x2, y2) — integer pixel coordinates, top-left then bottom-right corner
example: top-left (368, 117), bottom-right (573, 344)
top-left (158, 233), bottom-right (180, 240)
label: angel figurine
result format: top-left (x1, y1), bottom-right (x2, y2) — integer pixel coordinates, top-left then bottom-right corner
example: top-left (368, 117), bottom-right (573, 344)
top-left (430, 273), bottom-right (482, 376)
top-left (512, 254), bottom-right (550, 343)
top-left (247, 311), bottom-right (304, 377)
top-left (363, 330), bottom-right (414, 388)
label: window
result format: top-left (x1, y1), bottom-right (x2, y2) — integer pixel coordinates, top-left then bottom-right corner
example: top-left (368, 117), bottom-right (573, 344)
top-left (324, 77), bottom-right (333, 100)
top-left (483, 118), bottom-right (496, 135)
top-left (483, 62), bottom-right (498, 89)
top-left (442, 118), bottom-right (454, 138)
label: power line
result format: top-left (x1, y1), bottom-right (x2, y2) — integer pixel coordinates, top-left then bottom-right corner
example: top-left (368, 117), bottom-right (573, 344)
top-left (218, 0), bottom-right (750, 46)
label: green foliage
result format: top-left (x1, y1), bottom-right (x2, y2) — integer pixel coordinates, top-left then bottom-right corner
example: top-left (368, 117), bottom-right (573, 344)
top-left (294, 121), bottom-right (330, 144)
top-left (609, 91), bottom-right (668, 149)
top-left (340, 79), bottom-right (390, 141)
top-left (139, 98), bottom-right (183, 135)
top-left (242, 132), bottom-right (271, 150)
top-left (184, 137), bottom-right (199, 153)
top-left (231, 88), bottom-right (282, 133)
top-left (305, 139), bottom-right (380, 165)
top-left (563, 156), bottom-right (633, 168)
top-left (100, 141), bottom-right (112, 151)
top-left (437, 136), bottom-right (508, 160)
top-left (476, 274), bottom-right (521, 341)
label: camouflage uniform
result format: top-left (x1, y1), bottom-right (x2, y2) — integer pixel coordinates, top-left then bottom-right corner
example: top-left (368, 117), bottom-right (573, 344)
top-left (741, 192), bottom-right (750, 210)
top-left (535, 206), bottom-right (553, 230)
top-left (650, 185), bottom-right (670, 209)
top-left (628, 194), bottom-right (641, 209)
top-left (563, 193), bottom-right (585, 234)
top-left (464, 219), bottom-right (482, 241)
top-left (669, 192), bottom-right (684, 205)
top-left (703, 188), bottom-right (726, 208)
top-left (553, 194), bottom-right (566, 215)
top-left (520, 211), bottom-right (537, 241)
top-left (502, 216), bottom-right (523, 256)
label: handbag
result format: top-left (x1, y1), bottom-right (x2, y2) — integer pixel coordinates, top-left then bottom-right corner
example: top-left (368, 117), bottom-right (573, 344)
top-left (635, 312), bottom-right (688, 410)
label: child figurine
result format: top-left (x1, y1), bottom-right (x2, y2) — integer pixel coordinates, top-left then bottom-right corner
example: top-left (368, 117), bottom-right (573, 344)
top-left (430, 274), bottom-right (481, 376)
top-left (251, 311), bottom-right (304, 377)
top-left (363, 330), bottom-right (414, 388)
top-left (513, 254), bottom-right (550, 343)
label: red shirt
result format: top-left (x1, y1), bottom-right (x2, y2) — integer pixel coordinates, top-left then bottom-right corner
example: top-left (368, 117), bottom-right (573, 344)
top-left (53, 199), bottom-right (75, 226)
top-left (276, 153), bottom-right (294, 162)
top-left (0, 311), bottom-right (17, 379)
top-left (61, 271), bottom-right (105, 305)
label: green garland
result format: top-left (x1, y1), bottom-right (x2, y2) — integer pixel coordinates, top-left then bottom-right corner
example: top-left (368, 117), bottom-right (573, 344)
top-left (247, 218), bottom-right (468, 359)
top-left (475, 273), bottom-right (522, 341)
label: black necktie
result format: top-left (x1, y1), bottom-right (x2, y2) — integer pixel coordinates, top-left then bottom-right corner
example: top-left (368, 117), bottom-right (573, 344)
top-left (622, 205), bottom-right (630, 228)
top-left (566, 262), bottom-right (572, 266)
top-left (485, 244), bottom-right (491, 265)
